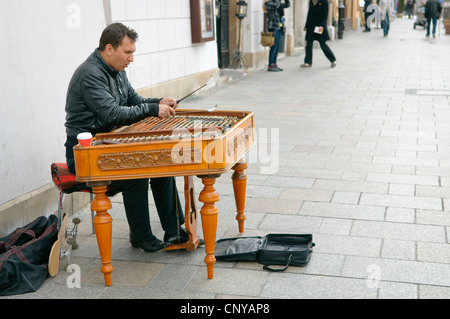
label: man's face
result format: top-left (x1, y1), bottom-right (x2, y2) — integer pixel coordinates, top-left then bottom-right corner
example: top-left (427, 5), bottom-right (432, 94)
top-left (107, 36), bottom-right (136, 71)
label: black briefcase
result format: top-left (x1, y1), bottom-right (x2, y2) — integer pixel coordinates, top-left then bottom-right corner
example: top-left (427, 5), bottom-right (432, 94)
top-left (215, 234), bottom-right (314, 272)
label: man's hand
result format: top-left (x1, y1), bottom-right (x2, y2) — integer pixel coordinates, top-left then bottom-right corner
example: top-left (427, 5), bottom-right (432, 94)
top-left (160, 98), bottom-right (178, 109)
top-left (158, 98), bottom-right (178, 118)
top-left (158, 103), bottom-right (176, 118)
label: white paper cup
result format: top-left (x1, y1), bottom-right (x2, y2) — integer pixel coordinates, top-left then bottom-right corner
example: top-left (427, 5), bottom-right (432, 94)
top-left (77, 132), bottom-right (93, 147)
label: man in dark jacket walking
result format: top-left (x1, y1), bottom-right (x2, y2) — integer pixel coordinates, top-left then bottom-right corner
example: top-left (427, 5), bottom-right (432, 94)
top-left (64, 23), bottom-right (190, 253)
top-left (425, 0), bottom-right (442, 37)
top-left (301, 0), bottom-right (336, 68)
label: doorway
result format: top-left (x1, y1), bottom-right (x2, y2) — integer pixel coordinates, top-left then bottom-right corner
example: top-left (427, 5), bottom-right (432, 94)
top-left (216, 0), bottom-right (229, 68)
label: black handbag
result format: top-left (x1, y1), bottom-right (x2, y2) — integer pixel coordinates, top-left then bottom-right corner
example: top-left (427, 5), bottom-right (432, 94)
top-left (215, 234), bottom-right (314, 272)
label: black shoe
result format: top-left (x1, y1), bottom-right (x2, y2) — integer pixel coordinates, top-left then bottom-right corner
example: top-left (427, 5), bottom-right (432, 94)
top-left (164, 227), bottom-right (205, 245)
top-left (164, 227), bottom-right (189, 244)
top-left (130, 233), bottom-right (168, 252)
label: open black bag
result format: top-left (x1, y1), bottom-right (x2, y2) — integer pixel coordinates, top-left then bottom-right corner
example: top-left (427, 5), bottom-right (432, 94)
top-left (215, 234), bottom-right (314, 272)
top-left (0, 215), bottom-right (58, 296)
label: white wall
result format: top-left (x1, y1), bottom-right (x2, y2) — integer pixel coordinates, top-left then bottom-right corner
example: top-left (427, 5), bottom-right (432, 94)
top-left (0, 0), bottom-right (105, 205)
top-left (0, 0), bottom-right (218, 206)
top-left (244, 0), bottom-right (267, 53)
top-left (110, 0), bottom-right (218, 90)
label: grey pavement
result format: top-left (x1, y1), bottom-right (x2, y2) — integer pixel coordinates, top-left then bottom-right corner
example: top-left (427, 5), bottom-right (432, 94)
top-left (5, 17), bottom-right (450, 300)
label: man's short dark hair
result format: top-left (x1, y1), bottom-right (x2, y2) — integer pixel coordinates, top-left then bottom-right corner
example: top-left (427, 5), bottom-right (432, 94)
top-left (99, 23), bottom-right (138, 51)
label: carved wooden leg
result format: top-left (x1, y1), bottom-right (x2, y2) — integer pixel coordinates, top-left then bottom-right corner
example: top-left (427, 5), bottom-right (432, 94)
top-left (87, 181), bottom-right (113, 286)
top-left (232, 159), bottom-right (248, 233)
top-left (198, 175), bottom-right (220, 279)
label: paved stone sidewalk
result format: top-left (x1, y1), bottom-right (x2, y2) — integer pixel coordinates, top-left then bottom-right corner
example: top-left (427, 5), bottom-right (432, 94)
top-left (4, 17), bottom-right (450, 300)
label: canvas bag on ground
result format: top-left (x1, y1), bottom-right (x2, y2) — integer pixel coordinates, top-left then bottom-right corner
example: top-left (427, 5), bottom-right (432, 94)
top-left (215, 234), bottom-right (314, 271)
top-left (0, 215), bottom-right (58, 296)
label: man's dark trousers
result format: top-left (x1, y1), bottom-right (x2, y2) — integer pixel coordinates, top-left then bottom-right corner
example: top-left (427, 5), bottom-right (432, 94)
top-left (114, 177), bottom-right (184, 242)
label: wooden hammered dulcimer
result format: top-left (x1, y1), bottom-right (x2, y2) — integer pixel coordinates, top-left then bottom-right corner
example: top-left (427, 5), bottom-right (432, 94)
top-left (73, 109), bottom-right (255, 286)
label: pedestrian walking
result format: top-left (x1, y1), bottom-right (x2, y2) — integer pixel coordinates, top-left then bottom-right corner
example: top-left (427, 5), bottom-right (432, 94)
top-left (424, 0), bottom-right (442, 37)
top-left (363, 0), bottom-right (374, 31)
top-left (380, 0), bottom-right (395, 36)
top-left (301, 0), bottom-right (336, 68)
top-left (406, 0), bottom-right (415, 18)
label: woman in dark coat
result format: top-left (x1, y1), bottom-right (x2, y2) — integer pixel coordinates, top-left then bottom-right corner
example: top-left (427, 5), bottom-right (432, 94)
top-left (301, 0), bottom-right (336, 68)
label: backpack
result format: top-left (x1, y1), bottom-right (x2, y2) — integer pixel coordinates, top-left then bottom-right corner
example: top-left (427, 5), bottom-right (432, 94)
top-left (0, 215), bottom-right (58, 296)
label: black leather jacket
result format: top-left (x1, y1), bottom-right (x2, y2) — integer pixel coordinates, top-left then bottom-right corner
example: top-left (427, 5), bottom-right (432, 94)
top-left (65, 48), bottom-right (161, 138)
top-left (64, 48), bottom-right (161, 171)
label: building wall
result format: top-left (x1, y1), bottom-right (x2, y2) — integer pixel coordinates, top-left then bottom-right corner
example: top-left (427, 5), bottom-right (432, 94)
top-left (108, 0), bottom-right (218, 91)
top-left (244, 0), bottom-right (266, 53)
top-left (0, 0), bottom-right (105, 207)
